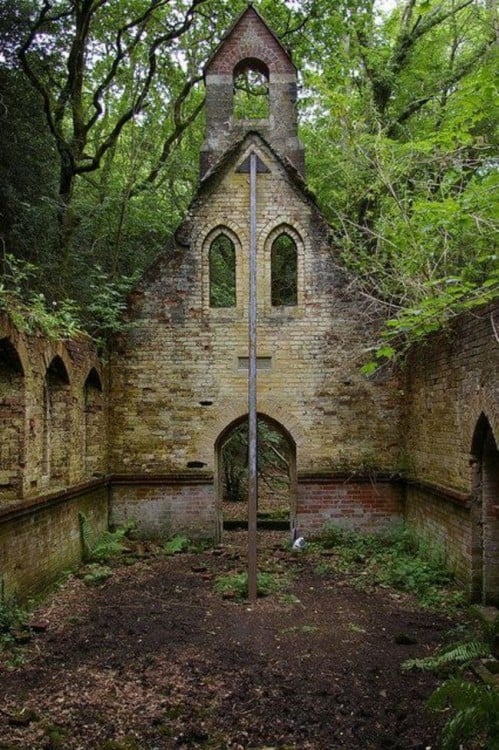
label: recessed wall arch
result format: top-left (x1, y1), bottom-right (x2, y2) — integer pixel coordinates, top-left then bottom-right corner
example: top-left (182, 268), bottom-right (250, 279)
top-left (43, 356), bottom-right (71, 484)
top-left (83, 367), bottom-right (105, 477)
top-left (0, 338), bottom-right (25, 503)
top-left (470, 412), bottom-right (499, 605)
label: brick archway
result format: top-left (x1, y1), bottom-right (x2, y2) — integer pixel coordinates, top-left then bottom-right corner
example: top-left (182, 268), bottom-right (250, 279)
top-left (471, 413), bottom-right (499, 604)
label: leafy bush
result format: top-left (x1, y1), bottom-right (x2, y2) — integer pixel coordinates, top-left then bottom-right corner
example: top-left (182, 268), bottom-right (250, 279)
top-left (312, 523), bottom-right (460, 609)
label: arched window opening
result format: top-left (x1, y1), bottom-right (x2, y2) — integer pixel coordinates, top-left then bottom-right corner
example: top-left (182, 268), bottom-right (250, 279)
top-left (271, 233), bottom-right (298, 306)
top-left (233, 58), bottom-right (270, 120)
top-left (209, 234), bottom-right (236, 308)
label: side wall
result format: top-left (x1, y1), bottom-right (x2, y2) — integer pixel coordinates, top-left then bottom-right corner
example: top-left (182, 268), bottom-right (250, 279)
top-left (0, 485), bottom-right (109, 601)
top-left (0, 314), bottom-right (109, 601)
top-left (403, 305), bottom-right (499, 594)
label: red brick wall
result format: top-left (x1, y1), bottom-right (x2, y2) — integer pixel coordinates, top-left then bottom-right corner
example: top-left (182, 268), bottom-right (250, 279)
top-left (296, 476), bottom-right (404, 536)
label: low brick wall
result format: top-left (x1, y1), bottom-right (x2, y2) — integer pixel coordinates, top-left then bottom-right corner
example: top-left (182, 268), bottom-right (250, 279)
top-left (296, 474), bottom-right (404, 536)
top-left (0, 483), bottom-right (109, 602)
top-left (404, 484), bottom-right (471, 588)
top-left (110, 474), bottom-right (217, 541)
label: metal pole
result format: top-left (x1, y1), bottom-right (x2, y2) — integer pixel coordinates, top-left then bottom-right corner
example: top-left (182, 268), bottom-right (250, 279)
top-left (248, 151), bottom-right (258, 602)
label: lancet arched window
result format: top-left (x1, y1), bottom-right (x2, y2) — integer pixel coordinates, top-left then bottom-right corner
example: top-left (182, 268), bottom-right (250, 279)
top-left (271, 232), bottom-right (298, 306)
top-left (233, 58), bottom-right (270, 120)
top-left (209, 234), bottom-right (236, 308)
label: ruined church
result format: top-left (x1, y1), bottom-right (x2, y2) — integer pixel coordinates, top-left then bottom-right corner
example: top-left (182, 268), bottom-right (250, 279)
top-left (1, 6), bottom-right (498, 605)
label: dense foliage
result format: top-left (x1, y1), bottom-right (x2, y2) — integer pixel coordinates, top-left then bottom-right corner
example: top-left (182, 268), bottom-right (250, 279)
top-left (0, 0), bottom-right (497, 354)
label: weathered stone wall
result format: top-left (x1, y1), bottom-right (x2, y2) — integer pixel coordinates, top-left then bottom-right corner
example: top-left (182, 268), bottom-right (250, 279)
top-left (297, 475), bottom-right (404, 536)
top-left (403, 305), bottom-right (499, 594)
top-left (0, 312), bottom-right (109, 599)
top-left (0, 485), bottom-right (108, 601)
top-left (109, 135), bottom-right (404, 537)
top-left (0, 313), bottom-right (107, 506)
top-left (110, 476), bottom-right (215, 540)
top-left (403, 307), bottom-right (498, 493)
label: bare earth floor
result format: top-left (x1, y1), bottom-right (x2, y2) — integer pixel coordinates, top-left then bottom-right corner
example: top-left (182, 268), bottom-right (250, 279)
top-left (0, 531), bottom-right (459, 750)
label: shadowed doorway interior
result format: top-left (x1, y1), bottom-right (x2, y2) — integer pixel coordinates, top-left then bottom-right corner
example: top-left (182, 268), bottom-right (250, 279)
top-left (216, 414), bottom-right (296, 531)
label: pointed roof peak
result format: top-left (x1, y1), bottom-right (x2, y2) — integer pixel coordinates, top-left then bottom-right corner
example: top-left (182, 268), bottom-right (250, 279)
top-left (204, 3), bottom-right (296, 76)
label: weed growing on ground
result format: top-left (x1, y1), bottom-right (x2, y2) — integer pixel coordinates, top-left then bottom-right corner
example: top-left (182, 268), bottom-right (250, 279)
top-left (0, 595), bottom-right (31, 666)
top-left (81, 564), bottom-right (113, 586)
top-left (214, 570), bottom-right (280, 599)
top-left (310, 523), bottom-right (464, 611)
top-left (0, 597), bottom-right (28, 647)
top-left (163, 535), bottom-right (191, 555)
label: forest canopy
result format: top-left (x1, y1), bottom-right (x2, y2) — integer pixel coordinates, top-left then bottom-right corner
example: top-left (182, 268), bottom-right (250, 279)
top-left (0, 0), bottom-right (497, 358)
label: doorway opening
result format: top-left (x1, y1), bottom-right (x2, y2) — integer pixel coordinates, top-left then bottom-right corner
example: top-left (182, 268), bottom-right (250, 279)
top-left (216, 414), bottom-right (296, 531)
top-left (471, 413), bottom-right (499, 605)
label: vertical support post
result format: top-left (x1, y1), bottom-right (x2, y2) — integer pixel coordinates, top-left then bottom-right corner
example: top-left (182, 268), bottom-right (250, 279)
top-left (248, 151), bottom-right (258, 602)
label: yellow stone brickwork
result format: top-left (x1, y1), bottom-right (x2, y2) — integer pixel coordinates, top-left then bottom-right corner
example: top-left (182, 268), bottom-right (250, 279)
top-left (108, 136), bottom-right (404, 536)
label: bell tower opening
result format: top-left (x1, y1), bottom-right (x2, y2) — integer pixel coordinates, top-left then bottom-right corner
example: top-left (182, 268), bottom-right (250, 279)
top-left (233, 58), bottom-right (270, 121)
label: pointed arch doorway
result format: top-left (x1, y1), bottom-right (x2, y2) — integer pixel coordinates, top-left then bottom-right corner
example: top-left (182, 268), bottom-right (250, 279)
top-left (471, 414), bottom-right (499, 605)
top-left (215, 414), bottom-right (296, 534)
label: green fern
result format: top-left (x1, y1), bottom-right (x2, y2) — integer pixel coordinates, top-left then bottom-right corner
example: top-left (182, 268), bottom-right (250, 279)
top-left (428, 678), bottom-right (499, 750)
top-left (78, 513), bottom-right (135, 562)
top-left (403, 640), bottom-right (492, 672)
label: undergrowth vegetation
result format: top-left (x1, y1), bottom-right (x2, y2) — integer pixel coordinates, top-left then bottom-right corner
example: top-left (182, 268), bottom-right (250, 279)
top-left (403, 610), bottom-right (499, 750)
top-left (0, 595), bottom-right (29, 656)
top-left (310, 523), bottom-right (463, 610)
top-left (214, 570), bottom-right (281, 599)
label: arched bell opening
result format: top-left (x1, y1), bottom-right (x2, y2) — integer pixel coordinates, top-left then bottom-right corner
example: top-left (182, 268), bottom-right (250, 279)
top-left (233, 57), bottom-right (270, 121)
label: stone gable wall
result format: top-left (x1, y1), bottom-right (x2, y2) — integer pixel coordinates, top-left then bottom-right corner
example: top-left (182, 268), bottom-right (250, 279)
top-left (109, 138), bottom-right (404, 537)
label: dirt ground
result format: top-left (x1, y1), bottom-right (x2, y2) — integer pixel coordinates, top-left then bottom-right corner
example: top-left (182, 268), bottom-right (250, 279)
top-left (0, 530), bottom-right (459, 750)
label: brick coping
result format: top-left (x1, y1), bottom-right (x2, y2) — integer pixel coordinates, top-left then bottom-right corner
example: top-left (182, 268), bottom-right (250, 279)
top-left (0, 472), bottom-right (471, 524)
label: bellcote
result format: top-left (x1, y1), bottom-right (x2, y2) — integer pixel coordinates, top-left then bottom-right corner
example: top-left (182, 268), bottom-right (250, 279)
top-left (200, 4), bottom-right (305, 180)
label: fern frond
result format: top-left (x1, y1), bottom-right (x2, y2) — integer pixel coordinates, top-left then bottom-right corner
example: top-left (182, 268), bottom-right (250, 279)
top-left (429, 678), bottom-right (499, 750)
top-left (403, 640), bottom-right (491, 671)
